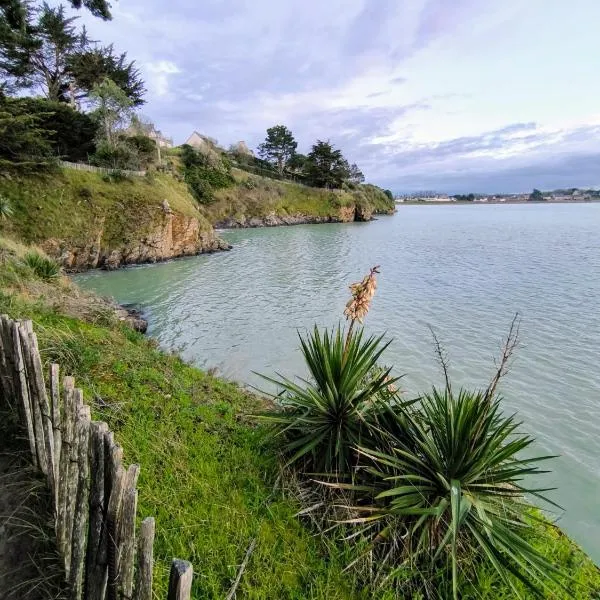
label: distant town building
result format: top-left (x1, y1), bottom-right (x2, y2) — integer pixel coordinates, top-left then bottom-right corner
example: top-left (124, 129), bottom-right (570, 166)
top-left (184, 132), bottom-right (220, 152)
top-left (148, 128), bottom-right (173, 148)
top-left (418, 195), bottom-right (454, 202)
top-left (126, 122), bottom-right (173, 148)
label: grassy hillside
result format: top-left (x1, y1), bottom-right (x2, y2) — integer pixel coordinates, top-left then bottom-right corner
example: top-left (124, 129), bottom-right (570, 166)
top-left (0, 238), bottom-right (598, 599)
top-left (0, 168), bottom-right (212, 250)
top-left (204, 169), bottom-right (394, 224)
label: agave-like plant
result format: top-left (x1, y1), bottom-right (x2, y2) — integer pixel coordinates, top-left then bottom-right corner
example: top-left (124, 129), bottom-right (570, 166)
top-left (23, 251), bottom-right (60, 280)
top-left (0, 194), bottom-right (14, 220)
top-left (259, 325), bottom-right (400, 475)
top-left (341, 388), bottom-right (564, 599)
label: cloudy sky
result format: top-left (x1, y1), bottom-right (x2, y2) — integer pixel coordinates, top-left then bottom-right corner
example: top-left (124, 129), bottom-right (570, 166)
top-left (71, 0), bottom-right (600, 193)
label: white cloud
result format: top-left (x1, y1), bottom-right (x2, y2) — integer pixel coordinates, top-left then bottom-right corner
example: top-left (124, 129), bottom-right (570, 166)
top-left (145, 61), bottom-right (181, 98)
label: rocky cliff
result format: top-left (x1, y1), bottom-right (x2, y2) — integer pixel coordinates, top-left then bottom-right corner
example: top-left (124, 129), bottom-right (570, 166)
top-left (216, 203), bottom-right (374, 228)
top-left (42, 210), bottom-right (230, 271)
top-left (0, 170), bottom-right (230, 272)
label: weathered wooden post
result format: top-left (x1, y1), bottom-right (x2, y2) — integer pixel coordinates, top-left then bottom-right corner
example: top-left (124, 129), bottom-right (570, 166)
top-left (134, 517), bottom-right (155, 600)
top-left (167, 559), bottom-right (193, 600)
top-left (8, 319), bottom-right (38, 467)
top-left (50, 364), bottom-right (62, 484)
top-left (86, 421), bottom-right (109, 600)
top-left (70, 404), bottom-right (91, 598)
top-left (20, 321), bottom-right (56, 498)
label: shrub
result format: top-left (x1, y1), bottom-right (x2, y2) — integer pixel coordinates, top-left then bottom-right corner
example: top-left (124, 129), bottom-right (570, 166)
top-left (0, 194), bottom-right (14, 220)
top-left (121, 134), bottom-right (157, 168)
top-left (339, 388), bottom-right (564, 598)
top-left (180, 144), bottom-right (234, 205)
top-left (259, 325), bottom-right (398, 475)
top-left (24, 252), bottom-right (60, 279)
top-left (77, 186), bottom-right (93, 200)
top-left (92, 139), bottom-right (139, 171)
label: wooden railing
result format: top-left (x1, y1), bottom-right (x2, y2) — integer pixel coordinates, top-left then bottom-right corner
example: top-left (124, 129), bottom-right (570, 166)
top-left (0, 315), bottom-right (193, 600)
top-left (59, 161), bottom-right (147, 177)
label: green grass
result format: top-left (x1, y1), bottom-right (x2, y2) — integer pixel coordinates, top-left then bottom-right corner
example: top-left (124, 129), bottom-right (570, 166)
top-left (0, 251), bottom-right (597, 599)
top-left (0, 169), bottom-right (212, 251)
top-left (206, 170), bottom-right (394, 224)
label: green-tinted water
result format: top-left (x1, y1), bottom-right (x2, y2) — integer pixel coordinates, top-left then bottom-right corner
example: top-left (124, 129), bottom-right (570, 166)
top-left (75, 203), bottom-right (600, 562)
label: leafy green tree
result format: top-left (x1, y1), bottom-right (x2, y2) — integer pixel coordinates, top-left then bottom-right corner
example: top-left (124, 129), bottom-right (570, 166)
top-left (68, 44), bottom-right (145, 106)
top-left (304, 140), bottom-right (349, 189)
top-left (89, 77), bottom-right (133, 145)
top-left (286, 152), bottom-right (307, 173)
top-left (529, 188), bottom-right (545, 201)
top-left (11, 96), bottom-right (98, 161)
top-left (257, 125), bottom-right (297, 174)
top-left (0, 2), bottom-right (142, 104)
top-left (347, 162), bottom-right (364, 184)
top-left (68, 0), bottom-right (112, 20)
top-left (0, 0), bottom-right (40, 95)
top-left (0, 97), bottom-right (54, 171)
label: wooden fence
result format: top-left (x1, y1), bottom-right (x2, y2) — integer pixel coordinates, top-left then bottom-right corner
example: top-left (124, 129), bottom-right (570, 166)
top-left (0, 316), bottom-right (193, 600)
top-left (59, 161), bottom-right (147, 177)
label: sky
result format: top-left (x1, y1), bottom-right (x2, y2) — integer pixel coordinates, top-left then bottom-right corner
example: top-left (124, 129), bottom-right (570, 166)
top-left (68, 0), bottom-right (600, 193)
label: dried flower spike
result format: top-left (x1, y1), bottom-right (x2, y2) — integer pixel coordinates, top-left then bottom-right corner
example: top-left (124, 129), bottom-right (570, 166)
top-left (344, 265), bottom-right (380, 325)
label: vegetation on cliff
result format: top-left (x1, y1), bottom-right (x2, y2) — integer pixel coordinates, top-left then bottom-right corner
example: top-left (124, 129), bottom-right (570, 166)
top-left (0, 240), bottom-right (598, 598)
top-left (0, 169), bottom-right (220, 269)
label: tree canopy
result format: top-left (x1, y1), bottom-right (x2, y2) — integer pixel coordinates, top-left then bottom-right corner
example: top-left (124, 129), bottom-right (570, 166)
top-left (0, 2), bottom-right (142, 104)
top-left (258, 125), bottom-right (297, 174)
top-left (304, 140), bottom-right (350, 189)
top-left (529, 188), bottom-right (545, 201)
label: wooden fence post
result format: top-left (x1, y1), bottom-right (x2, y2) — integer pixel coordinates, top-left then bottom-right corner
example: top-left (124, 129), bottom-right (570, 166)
top-left (8, 320), bottom-right (38, 468)
top-left (106, 464), bottom-right (125, 600)
top-left (0, 315), bottom-right (16, 406)
top-left (134, 517), bottom-right (155, 600)
top-left (86, 421), bottom-right (109, 600)
top-left (70, 404), bottom-right (91, 598)
top-left (167, 559), bottom-right (193, 600)
top-left (50, 364), bottom-right (62, 486)
top-left (20, 321), bottom-right (56, 498)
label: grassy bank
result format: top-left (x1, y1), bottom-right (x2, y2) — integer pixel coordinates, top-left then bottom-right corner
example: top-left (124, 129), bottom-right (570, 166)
top-left (206, 169), bottom-right (394, 224)
top-left (0, 238), bottom-right (598, 599)
top-left (0, 169), bottom-right (212, 250)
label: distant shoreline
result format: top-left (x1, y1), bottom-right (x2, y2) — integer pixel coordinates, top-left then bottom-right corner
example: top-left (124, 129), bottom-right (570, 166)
top-left (396, 199), bottom-right (600, 206)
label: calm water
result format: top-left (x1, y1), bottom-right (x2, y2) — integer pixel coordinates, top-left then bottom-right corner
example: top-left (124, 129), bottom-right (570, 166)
top-left (75, 204), bottom-right (600, 562)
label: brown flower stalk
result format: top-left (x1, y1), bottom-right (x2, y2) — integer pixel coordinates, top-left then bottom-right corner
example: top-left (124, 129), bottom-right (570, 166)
top-left (343, 265), bottom-right (380, 352)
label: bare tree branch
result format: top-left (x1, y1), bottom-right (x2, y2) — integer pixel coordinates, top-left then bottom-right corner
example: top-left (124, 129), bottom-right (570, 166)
top-left (429, 325), bottom-right (452, 395)
top-left (485, 313), bottom-right (521, 401)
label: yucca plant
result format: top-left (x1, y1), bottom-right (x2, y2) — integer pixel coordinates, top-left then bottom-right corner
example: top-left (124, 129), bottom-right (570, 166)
top-left (340, 388), bottom-right (564, 599)
top-left (259, 325), bottom-right (399, 475)
top-left (23, 252), bottom-right (60, 280)
top-left (0, 194), bottom-right (14, 220)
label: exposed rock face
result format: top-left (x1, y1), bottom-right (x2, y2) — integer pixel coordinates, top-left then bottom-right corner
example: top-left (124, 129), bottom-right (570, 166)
top-left (215, 204), bottom-right (371, 229)
top-left (42, 212), bottom-right (231, 272)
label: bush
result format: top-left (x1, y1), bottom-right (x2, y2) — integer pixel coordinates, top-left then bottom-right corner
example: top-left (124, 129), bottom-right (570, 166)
top-left (23, 252), bottom-right (60, 279)
top-left (180, 144), bottom-right (234, 205)
top-left (2, 97), bottom-right (98, 163)
top-left (259, 325), bottom-right (399, 475)
top-left (121, 134), bottom-right (157, 168)
top-left (92, 140), bottom-right (140, 171)
top-left (0, 194), bottom-right (14, 220)
top-left (343, 389), bottom-right (564, 598)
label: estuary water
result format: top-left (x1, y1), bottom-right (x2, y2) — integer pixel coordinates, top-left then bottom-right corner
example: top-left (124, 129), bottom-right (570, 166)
top-left (75, 203), bottom-right (600, 562)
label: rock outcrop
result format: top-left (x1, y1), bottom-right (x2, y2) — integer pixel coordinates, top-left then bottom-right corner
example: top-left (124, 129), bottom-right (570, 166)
top-left (42, 212), bottom-right (231, 272)
top-left (215, 204), bottom-right (372, 229)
